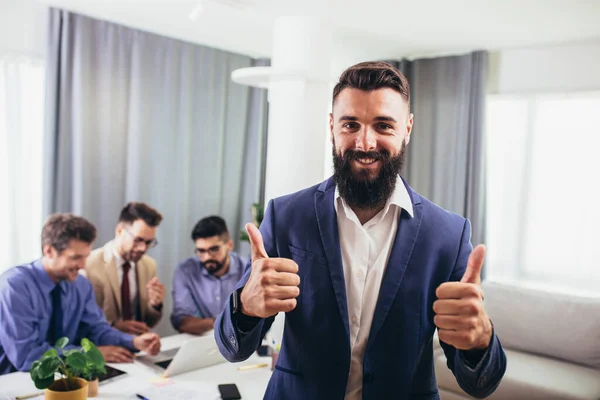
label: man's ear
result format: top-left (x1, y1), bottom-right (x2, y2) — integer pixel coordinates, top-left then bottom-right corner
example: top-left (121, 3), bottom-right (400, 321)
top-left (329, 113), bottom-right (334, 139)
top-left (42, 244), bottom-right (54, 258)
top-left (405, 112), bottom-right (414, 145)
top-left (115, 223), bottom-right (124, 237)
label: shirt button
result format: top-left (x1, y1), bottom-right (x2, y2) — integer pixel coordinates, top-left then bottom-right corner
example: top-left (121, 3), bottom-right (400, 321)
top-left (351, 316), bottom-right (358, 325)
top-left (357, 270), bottom-right (363, 278)
top-left (230, 335), bottom-right (236, 345)
top-left (217, 296), bottom-right (220, 301)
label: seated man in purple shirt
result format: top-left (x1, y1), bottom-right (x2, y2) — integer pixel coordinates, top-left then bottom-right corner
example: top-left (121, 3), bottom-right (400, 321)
top-left (0, 214), bottom-right (161, 375)
top-left (171, 216), bottom-right (246, 335)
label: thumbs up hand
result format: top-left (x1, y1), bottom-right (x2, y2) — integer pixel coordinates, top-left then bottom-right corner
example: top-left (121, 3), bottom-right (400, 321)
top-left (433, 245), bottom-right (493, 350)
top-left (239, 223), bottom-right (301, 319)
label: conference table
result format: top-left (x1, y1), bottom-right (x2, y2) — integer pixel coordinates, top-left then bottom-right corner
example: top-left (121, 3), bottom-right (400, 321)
top-left (0, 333), bottom-right (273, 400)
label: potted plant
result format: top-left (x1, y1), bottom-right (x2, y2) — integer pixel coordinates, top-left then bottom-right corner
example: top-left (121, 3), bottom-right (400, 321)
top-left (239, 203), bottom-right (264, 242)
top-left (30, 337), bottom-right (106, 400)
top-left (79, 339), bottom-right (106, 398)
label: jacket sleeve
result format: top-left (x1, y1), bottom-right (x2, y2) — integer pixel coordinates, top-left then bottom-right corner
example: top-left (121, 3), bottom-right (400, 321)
top-left (439, 219), bottom-right (507, 399)
top-left (214, 199), bottom-right (277, 362)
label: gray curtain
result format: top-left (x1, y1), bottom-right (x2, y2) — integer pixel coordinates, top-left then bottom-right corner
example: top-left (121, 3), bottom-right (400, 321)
top-left (237, 58), bottom-right (269, 259)
top-left (43, 9), bottom-right (268, 335)
top-left (392, 51), bottom-right (487, 257)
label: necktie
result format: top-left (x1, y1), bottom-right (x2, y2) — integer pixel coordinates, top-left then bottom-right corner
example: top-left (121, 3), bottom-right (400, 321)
top-left (121, 262), bottom-right (132, 320)
top-left (47, 285), bottom-right (63, 345)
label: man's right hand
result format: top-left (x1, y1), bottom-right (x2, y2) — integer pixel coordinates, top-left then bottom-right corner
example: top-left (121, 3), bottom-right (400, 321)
top-left (113, 320), bottom-right (149, 335)
top-left (97, 345), bottom-right (134, 363)
top-left (240, 223), bottom-right (300, 319)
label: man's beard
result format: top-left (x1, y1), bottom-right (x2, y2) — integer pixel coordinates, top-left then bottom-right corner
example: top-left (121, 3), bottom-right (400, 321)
top-left (332, 142), bottom-right (406, 210)
top-left (203, 256), bottom-right (227, 275)
top-left (121, 246), bottom-right (145, 262)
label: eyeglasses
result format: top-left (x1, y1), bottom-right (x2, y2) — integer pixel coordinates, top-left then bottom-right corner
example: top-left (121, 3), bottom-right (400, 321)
top-left (195, 244), bottom-right (224, 257)
top-left (124, 229), bottom-right (158, 248)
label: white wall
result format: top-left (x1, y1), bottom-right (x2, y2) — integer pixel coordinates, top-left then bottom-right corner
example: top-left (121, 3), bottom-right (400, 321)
top-left (0, 0), bottom-right (47, 57)
top-left (488, 39), bottom-right (600, 94)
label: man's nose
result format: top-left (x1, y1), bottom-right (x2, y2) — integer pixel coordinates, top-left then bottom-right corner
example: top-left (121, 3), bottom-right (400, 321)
top-left (355, 127), bottom-right (377, 152)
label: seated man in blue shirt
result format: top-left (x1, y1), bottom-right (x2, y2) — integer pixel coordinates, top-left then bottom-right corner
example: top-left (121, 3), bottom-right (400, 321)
top-left (171, 216), bottom-right (246, 335)
top-left (0, 214), bottom-right (161, 375)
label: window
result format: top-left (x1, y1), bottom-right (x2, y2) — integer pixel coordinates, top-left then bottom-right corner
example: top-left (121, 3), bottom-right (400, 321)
top-left (486, 92), bottom-right (600, 292)
top-left (0, 54), bottom-right (45, 273)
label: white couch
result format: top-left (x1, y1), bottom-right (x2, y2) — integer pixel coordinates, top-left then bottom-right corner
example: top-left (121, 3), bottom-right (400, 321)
top-left (434, 281), bottom-right (600, 399)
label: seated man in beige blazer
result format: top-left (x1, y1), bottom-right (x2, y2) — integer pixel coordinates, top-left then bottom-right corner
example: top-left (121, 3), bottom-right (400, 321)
top-left (85, 202), bottom-right (165, 335)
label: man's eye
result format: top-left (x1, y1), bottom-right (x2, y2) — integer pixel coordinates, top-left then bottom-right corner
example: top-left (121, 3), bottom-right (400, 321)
top-left (343, 122), bottom-right (359, 130)
top-left (377, 123), bottom-right (392, 130)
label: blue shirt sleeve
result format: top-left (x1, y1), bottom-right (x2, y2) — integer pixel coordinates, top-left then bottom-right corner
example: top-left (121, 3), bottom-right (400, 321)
top-left (0, 278), bottom-right (75, 371)
top-left (171, 264), bottom-right (201, 330)
top-left (76, 278), bottom-right (135, 351)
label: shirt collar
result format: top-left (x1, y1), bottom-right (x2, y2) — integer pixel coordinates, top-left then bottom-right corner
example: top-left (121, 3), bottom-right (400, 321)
top-left (113, 249), bottom-right (134, 269)
top-left (33, 259), bottom-right (68, 294)
top-left (334, 175), bottom-right (414, 218)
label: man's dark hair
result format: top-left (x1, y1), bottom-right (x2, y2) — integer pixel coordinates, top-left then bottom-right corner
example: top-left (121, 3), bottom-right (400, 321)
top-left (332, 61), bottom-right (410, 107)
top-left (41, 213), bottom-right (97, 253)
top-left (191, 216), bottom-right (229, 241)
top-left (119, 202), bottom-right (163, 227)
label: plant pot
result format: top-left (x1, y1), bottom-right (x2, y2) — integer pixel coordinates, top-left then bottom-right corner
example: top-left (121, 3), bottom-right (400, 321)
top-left (87, 379), bottom-right (99, 397)
top-left (45, 378), bottom-right (88, 400)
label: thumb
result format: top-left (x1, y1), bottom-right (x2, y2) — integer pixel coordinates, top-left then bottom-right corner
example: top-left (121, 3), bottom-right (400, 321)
top-left (460, 244), bottom-right (486, 284)
top-left (246, 223), bottom-right (268, 261)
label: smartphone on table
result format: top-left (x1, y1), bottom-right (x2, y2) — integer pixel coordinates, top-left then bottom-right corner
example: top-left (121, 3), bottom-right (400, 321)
top-left (218, 383), bottom-right (241, 400)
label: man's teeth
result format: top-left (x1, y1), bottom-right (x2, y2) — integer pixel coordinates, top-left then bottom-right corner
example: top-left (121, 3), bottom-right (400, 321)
top-left (358, 158), bottom-right (376, 164)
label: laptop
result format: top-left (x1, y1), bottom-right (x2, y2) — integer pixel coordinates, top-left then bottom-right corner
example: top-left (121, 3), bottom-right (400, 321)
top-left (136, 336), bottom-right (226, 377)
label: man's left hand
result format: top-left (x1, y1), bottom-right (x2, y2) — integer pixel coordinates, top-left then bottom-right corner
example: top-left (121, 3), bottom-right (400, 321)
top-left (433, 245), bottom-right (493, 350)
top-left (147, 277), bottom-right (165, 307)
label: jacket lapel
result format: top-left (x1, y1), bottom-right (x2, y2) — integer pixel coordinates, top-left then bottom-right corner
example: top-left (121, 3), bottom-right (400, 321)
top-left (137, 260), bottom-right (148, 321)
top-left (367, 182), bottom-right (423, 349)
top-left (314, 178), bottom-right (350, 343)
top-left (103, 242), bottom-right (122, 315)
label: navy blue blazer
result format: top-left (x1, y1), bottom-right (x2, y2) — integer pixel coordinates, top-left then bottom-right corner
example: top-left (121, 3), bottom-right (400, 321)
top-left (216, 177), bottom-right (506, 399)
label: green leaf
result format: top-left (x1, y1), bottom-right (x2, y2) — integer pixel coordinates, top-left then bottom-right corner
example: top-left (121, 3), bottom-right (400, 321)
top-left (33, 375), bottom-right (55, 390)
top-left (42, 349), bottom-right (58, 360)
top-left (85, 347), bottom-right (104, 367)
top-left (39, 357), bottom-right (61, 379)
top-left (80, 338), bottom-right (93, 352)
top-left (55, 337), bottom-right (69, 349)
top-left (62, 349), bottom-right (80, 358)
top-left (30, 361), bottom-right (41, 380)
top-left (66, 352), bottom-right (86, 370)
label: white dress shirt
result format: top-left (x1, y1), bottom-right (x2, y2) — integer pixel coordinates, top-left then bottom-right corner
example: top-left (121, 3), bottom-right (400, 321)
top-left (113, 250), bottom-right (137, 317)
top-left (335, 177), bottom-right (414, 400)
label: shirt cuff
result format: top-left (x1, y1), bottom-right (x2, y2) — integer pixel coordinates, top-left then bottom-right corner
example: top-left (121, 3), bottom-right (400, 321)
top-left (458, 322), bottom-right (496, 371)
top-left (122, 334), bottom-right (137, 352)
top-left (234, 313), bottom-right (262, 334)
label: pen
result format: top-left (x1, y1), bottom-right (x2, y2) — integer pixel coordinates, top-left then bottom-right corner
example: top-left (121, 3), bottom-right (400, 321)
top-left (237, 363), bottom-right (269, 371)
top-left (135, 394), bottom-right (149, 400)
top-left (15, 392), bottom-right (44, 400)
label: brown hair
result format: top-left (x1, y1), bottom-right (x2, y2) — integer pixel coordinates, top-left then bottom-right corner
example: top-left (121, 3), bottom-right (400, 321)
top-left (41, 213), bottom-right (97, 253)
top-left (332, 61), bottom-right (410, 107)
top-left (119, 202), bottom-right (163, 227)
